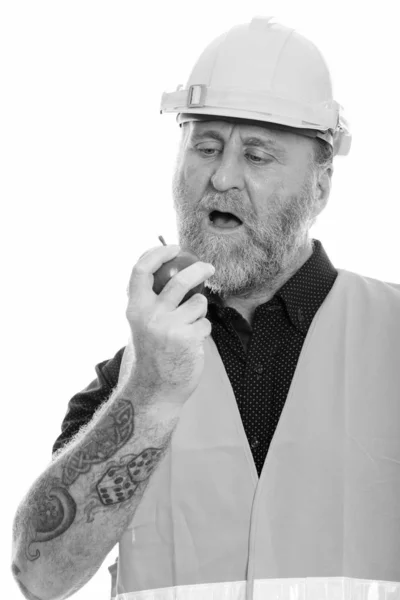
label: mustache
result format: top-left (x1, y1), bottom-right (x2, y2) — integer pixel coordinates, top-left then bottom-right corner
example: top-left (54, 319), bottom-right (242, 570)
top-left (199, 192), bottom-right (247, 217)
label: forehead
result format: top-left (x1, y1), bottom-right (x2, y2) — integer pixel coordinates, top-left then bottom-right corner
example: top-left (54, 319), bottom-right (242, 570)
top-left (185, 119), bottom-right (298, 153)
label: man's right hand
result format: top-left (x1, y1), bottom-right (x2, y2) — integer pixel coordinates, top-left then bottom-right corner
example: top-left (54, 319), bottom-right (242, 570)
top-left (126, 244), bottom-right (215, 403)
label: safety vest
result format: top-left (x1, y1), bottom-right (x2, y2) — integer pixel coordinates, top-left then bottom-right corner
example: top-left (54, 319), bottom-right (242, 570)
top-left (109, 268), bottom-right (400, 600)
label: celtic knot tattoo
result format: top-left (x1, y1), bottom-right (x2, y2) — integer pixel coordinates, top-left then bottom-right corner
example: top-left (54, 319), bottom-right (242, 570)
top-left (62, 399), bottom-right (134, 486)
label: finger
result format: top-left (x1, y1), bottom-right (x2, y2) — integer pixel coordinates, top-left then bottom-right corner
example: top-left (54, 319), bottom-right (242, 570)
top-left (158, 262), bottom-right (215, 309)
top-left (191, 316), bottom-right (213, 339)
top-left (137, 244), bottom-right (181, 274)
top-left (173, 293), bottom-right (208, 323)
top-left (128, 244), bottom-right (181, 297)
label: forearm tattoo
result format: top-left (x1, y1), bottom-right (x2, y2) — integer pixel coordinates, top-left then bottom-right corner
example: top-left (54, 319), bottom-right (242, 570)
top-left (84, 447), bottom-right (163, 522)
top-left (22, 476), bottom-right (77, 561)
top-left (23, 397), bottom-right (166, 561)
top-left (62, 399), bottom-right (134, 486)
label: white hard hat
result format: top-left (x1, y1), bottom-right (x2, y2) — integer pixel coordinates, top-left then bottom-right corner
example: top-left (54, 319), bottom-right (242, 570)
top-left (160, 16), bottom-right (351, 156)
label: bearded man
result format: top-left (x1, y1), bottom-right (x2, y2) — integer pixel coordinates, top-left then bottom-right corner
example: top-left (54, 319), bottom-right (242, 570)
top-left (12, 16), bottom-right (400, 600)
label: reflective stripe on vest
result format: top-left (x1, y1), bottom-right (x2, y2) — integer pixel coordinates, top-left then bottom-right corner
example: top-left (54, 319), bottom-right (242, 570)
top-left (112, 578), bottom-right (400, 600)
top-left (112, 269), bottom-right (400, 599)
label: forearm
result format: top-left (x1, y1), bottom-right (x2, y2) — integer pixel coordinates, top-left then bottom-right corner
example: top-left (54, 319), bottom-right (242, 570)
top-left (12, 379), bottom-right (182, 600)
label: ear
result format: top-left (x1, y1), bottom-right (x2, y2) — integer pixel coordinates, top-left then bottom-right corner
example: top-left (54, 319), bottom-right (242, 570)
top-left (315, 165), bottom-right (333, 213)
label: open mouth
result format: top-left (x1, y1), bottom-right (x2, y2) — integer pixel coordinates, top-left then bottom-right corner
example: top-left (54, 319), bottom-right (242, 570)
top-left (209, 210), bottom-right (243, 229)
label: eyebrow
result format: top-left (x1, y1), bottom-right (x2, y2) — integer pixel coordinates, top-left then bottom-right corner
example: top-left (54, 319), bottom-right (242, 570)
top-left (191, 129), bottom-right (287, 156)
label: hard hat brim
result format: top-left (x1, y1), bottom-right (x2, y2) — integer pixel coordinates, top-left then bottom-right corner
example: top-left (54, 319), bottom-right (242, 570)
top-left (177, 111), bottom-right (329, 140)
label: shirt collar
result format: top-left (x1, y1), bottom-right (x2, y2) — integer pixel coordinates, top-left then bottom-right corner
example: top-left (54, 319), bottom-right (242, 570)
top-left (205, 239), bottom-right (338, 335)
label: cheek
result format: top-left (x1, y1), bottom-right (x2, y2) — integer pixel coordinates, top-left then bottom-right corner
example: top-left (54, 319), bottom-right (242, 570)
top-left (185, 162), bottom-right (207, 186)
top-left (179, 161), bottom-right (210, 200)
top-left (250, 177), bottom-right (284, 213)
top-left (251, 167), bottom-right (306, 212)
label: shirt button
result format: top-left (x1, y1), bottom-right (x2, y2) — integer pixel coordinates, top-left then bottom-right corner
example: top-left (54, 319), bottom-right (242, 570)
top-left (250, 438), bottom-right (260, 450)
top-left (254, 363), bottom-right (263, 375)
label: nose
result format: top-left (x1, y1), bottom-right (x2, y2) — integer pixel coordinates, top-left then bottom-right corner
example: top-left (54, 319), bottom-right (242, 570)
top-left (211, 150), bottom-right (245, 192)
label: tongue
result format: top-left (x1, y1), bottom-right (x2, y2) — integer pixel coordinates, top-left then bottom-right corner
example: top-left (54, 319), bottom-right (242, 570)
top-left (213, 212), bottom-right (242, 228)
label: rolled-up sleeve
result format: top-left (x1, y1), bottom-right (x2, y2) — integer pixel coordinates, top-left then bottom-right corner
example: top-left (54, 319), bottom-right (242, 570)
top-left (52, 346), bottom-right (126, 456)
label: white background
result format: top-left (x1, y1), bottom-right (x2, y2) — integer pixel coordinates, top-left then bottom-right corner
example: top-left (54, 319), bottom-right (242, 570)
top-left (1, 1), bottom-right (399, 598)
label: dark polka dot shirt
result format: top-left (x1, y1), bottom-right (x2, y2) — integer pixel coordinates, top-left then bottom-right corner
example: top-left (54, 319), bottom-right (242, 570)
top-left (52, 238), bottom-right (338, 476)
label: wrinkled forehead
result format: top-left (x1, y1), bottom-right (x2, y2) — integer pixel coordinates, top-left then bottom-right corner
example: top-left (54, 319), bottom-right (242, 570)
top-left (181, 114), bottom-right (321, 147)
top-left (185, 116), bottom-right (289, 140)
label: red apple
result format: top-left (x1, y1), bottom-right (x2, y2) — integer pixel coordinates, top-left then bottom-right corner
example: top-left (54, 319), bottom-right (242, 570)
top-left (152, 250), bottom-right (205, 306)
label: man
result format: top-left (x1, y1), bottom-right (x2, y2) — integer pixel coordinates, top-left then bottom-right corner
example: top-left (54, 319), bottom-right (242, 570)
top-left (12, 16), bottom-right (400, 600)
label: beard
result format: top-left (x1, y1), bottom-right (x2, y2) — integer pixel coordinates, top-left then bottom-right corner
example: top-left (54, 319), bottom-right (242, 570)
top-left (172, 168), bottom-right (319, 300)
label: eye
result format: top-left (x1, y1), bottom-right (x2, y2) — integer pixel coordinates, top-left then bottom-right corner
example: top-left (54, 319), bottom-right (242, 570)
top-left (197, 146), bottom-right (220, 157)
top-left (245, 152), bottom-right (271, 164)
top-left (246, 153), bottom-right (262, 162)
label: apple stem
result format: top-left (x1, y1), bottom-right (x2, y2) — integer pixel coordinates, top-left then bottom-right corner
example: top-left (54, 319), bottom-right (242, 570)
top-left (158, 235), bottom-right (167, 246)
